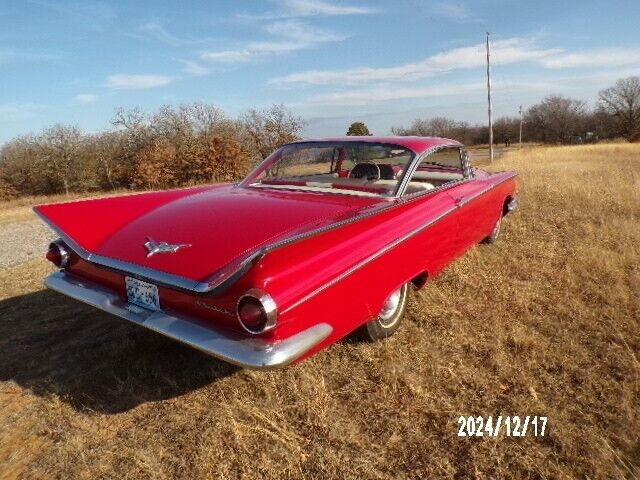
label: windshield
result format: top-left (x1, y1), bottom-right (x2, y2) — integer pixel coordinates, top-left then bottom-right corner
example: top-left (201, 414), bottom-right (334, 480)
top-left (243, 142), bottom-right (415, 197)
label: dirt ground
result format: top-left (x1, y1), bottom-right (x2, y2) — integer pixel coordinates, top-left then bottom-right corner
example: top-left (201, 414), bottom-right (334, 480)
top-left (0, 143), bottom-right (638, 479)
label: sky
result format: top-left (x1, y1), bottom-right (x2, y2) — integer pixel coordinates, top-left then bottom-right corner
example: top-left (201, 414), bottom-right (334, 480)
top-left (2, 0), bottom-right (640, 144)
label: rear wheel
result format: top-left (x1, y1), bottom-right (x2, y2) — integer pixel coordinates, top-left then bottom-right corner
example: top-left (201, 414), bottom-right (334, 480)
top-left (355, 283), bottom-right (409, 342)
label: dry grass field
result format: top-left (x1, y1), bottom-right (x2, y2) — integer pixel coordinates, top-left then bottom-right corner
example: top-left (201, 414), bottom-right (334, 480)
top-left (0, 143), bottom-right (638, 479)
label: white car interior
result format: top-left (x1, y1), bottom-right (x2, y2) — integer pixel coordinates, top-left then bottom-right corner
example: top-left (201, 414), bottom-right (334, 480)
top-left (250, 143), bottom-right (466, 197)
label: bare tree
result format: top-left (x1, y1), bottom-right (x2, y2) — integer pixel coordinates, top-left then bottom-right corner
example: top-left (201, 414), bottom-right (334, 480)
top-left (241, 104), bottom-right (305, 160)
top-left (493, 117), bottom-right (519, 146)
top-left (391, 117), bottom-right (473, 143)
top-left (41, 124), bottom-right (84, 194)
top-left (0, 135), bottom-right (46, 194)
top-left (89, 131), bottom-right (126, 190)
top-left (111, 106), bottom-right (146, 133)
top-left (598, 76), bottom-right (640, 142)
top-left (525, 95), bottom-right (586, 143)
top-left (0, 177), bottom-right (16, 200)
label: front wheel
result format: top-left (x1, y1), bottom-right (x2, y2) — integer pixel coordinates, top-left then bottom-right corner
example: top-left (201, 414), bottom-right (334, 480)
top-left (354, 283), bottom-right (409, 342)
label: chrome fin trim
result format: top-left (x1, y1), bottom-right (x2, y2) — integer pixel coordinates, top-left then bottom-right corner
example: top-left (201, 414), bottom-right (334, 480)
top-left (45, 271), bottom-right (332, 369)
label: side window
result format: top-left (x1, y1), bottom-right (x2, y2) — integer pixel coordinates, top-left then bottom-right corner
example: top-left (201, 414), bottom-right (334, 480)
top-left (402, 147), bottom-right (465, 196)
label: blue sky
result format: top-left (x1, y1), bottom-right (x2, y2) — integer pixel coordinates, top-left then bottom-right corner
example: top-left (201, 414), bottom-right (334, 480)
top-left (2, 0), bottom-right (640, 143)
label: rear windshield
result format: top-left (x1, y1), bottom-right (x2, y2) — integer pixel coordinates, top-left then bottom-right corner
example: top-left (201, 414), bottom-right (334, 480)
top-left (244, 142), bottom-right (415, 197)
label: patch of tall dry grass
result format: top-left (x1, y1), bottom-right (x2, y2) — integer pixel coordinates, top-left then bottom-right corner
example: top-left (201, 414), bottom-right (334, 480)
top-left (0, 143), bottom-right (638, 479)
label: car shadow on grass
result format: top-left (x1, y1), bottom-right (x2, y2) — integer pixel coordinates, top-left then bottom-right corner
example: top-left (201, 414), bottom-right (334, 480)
top-left (0, 289), bottom-right (238, 413)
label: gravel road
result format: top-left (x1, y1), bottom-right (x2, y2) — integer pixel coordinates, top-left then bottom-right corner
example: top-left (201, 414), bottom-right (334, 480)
top-left (0, 220), bottom-right (55, 269)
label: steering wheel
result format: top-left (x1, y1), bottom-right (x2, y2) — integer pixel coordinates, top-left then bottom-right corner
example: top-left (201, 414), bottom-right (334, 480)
top-left (348, 162), bottom-right (381, 181)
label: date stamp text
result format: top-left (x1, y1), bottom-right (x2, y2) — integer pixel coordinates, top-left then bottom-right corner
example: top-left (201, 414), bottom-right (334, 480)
top-left (457, 416), bottom-right (547, 437)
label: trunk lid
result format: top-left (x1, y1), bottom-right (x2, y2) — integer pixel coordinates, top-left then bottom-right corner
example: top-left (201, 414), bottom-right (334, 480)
top-left (36, 185), bottom-right (381, 282)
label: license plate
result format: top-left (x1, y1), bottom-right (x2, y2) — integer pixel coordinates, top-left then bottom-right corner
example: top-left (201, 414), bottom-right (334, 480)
top-left (125, 277), bottom-right (160, 311)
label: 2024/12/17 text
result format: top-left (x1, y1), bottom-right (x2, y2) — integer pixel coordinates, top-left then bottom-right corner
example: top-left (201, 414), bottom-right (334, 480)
top-left (457, 416), bottom-right (547, 437)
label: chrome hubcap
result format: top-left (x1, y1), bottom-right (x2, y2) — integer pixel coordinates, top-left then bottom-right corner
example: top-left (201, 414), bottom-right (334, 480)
top-left (379, 287), bottom-right (403, 328)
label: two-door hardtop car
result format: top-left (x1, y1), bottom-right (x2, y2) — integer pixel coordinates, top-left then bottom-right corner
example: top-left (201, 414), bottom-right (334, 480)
top-left (36, 136), bottom-right (518, 368)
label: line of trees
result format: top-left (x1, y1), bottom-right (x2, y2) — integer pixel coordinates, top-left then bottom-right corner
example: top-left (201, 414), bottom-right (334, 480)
top-left (392, 76), bottom-right (640, 145)
top-left (0, 103), bottom-right (304, 198)
top-left (1, 76), bottom-right (638, 200)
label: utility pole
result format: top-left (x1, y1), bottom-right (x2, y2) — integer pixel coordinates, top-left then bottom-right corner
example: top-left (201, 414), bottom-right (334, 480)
top-left (486, 32), bottom-right (493, 163)
top-left (519, 105), bottom-right (523, 147)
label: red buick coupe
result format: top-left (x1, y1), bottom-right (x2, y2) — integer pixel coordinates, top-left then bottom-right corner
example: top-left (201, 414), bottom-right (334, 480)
top-left (36, 137), bottom-right (518, 368)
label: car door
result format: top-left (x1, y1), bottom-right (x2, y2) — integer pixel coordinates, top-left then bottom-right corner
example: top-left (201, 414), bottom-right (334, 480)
top-left (446, 150), bottom-right (503, 248)
top-left (398, 146), bottom-right (463, 272)
top-left (400, 145), bottom-right (500, 258)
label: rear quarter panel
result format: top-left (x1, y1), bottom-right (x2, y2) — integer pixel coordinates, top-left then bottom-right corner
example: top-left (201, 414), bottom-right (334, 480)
top-left (258, 171), bottom-right (518, 361)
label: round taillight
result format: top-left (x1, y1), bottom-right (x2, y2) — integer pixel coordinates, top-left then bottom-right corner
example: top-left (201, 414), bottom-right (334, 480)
top-left (237, 289), bottom-right (277, 334)
top-left (46, 240), bottom-right (69, 268)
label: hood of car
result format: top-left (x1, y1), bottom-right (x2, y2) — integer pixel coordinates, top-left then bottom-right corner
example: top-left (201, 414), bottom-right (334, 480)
top-left (35, 184), bottom-right (381, 282)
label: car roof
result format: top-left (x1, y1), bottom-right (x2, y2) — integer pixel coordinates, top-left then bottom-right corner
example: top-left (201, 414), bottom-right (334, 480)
top-left (289, 136), bottom-right (462, 155)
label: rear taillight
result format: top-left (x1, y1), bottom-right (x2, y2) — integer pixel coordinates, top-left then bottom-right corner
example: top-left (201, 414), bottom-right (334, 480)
top-left (46, 240), bottom-right (70, 268)
top-left (237, 289), bottom-right (277, 334)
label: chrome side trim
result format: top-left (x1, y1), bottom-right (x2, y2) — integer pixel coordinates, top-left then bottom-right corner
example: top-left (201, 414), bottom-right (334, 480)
top-left (45, 271), bottom-right (332, 369)
top-left (281, 172), bottom-right (518, 313)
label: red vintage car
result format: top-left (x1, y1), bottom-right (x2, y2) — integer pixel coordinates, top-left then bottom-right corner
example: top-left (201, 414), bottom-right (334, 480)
top-left (35, 137), bottom-right (518, 368)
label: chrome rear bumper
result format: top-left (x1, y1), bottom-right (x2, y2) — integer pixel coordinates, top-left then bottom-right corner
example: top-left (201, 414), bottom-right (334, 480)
top-left (45, 271), bottom-right (332, 369)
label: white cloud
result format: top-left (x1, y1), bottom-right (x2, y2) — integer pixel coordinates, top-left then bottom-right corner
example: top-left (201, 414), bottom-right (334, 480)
top-left (430, 2), bottom-right (479, 23)
top-left (294, 77), bottom-right (579, 109)
top-left (0, 48), bottom-right (62, 65)
top-left (294, 68), bottom-right (640, 110)
top-left (540, 48), bottom-right (640, 69)
top-left (179, 60), bottom-right (209, 76)
top-left (281, 0), bottom-right (376, 16)
top-left (138, 21), bottom-right (214, 47)
top-left (139, 22), bottom-right (187, 47)
top-left (200, 42), bottom-right (304, 62)
top-left (106, 74), bottom-right (174, 89)
top-left (33, 1), bottom-right (116, 32)
top-left (431, 38), bottom-right (561, 68)
top-left (264, 19), bottom-right (347, 42)
top-left (200, 49), bottom-right (253, 62)
top-left (201, 19), bottom-right (346, 63)
top-left (301, 82), bottom-right (485, 106)
top-left (271, 37), bottom-right (562, 85)
top-left (0, 103), bottom-right (43, 122)
top-left (75, 94), bottom-right (98, 104)
top-left (238, 0), bottom-right (376, 20)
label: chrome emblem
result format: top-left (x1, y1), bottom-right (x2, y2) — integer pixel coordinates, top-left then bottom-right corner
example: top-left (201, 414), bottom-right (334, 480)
top-left (144, 237), bottom-right (192, 258)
